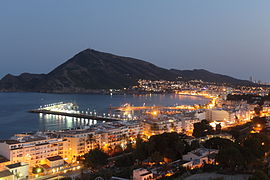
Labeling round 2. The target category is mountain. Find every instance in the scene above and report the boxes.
[0,49,255,93]
[0,73,46,92]
[170,69,254,86]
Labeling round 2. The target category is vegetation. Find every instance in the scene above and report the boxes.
[32,167,44,174]
[114,154,134,167]
[192,119,214,138]
[134,132,189,162]
[81,130,270,179]
[203,133,270,172]
[249,170,269,180]
[216,146,244,170]
[83,148,109,169]
[203,137,235,150]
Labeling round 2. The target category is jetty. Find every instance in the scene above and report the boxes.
[29,102,127,122]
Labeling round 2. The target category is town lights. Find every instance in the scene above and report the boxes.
[151,111,158,116]
[36,168,42,173]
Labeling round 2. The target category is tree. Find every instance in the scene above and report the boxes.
[249,170,269,180]
[251,116,267,131]
[83,148,109,169]
[216,146,244,170]
[243,134,270,159]
[190,140,200,150]
[216,123,222,134]
[88,169,112,180]
[124,140,133,153]
[192,120,214,138]
[150,151,163,163]
[147,132,187,161]
[204,137,235,150]
[254,106,263,116]
[113,145,124,156]
[134,136,148,161]
[32,167,44,174]
[115,154,134,167]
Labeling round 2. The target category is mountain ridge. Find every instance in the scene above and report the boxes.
[0,49,256,93]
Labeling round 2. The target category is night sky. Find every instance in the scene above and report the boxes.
[0,0,269,82]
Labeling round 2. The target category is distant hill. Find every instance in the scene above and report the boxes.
[0,49,255,93]
[170,69,254,86]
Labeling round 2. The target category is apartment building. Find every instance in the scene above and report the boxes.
[55,121,142,159]
[181,118,201,133]
[205,109,232,122]
[0,121,141,168]
[142,115,183,137]
[0,133,68,167]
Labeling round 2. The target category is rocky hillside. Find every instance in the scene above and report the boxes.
[0,49,255,93]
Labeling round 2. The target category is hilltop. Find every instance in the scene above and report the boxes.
[0,49,255,93]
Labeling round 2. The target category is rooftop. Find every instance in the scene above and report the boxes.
[47,155,63,162]
[0,170,13,178]
[6,162,27,169]
[0,155,9,163]
[0,140,20,145]
[141,172,152,176]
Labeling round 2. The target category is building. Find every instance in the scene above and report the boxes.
[0,121,138,173]
[181,117,200,133]
[6,162,29,180]
[0,133,68,167]
[142,115,183,137]
[205,109,232,122]
[40,156,66,175]
[0,155,10,169]
[133,168,154,180]
[182,148,218,169]
[0,169,14,180]
[55,121,142,159]
[46,156,64,169]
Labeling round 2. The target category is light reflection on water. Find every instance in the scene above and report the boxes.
[39,114,98,131]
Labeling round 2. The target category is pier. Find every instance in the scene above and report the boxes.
[29,102,130,122]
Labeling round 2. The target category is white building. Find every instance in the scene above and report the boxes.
[182,148,218,168]
[133,168,153,180]
[6,162,29,180]
[205,109,231,122]
[181,118,201,133]
[0,134,67,167]
[0,169,14,180]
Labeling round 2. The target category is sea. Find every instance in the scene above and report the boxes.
[0,92,209,139]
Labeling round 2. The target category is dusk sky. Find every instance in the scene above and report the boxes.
[0,1,270,82]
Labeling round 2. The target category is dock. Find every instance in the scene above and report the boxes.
[29,102,126,122]
[29,109,122,122]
